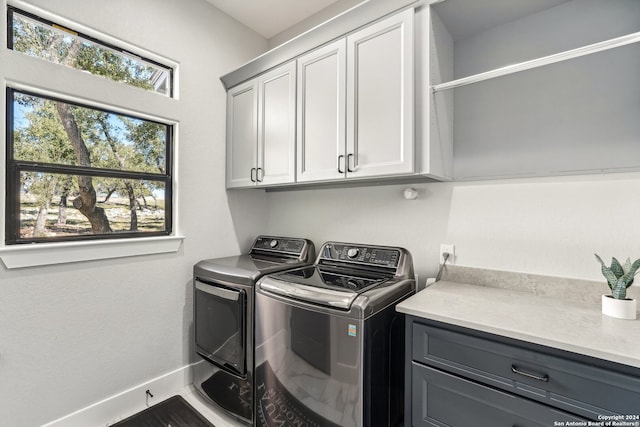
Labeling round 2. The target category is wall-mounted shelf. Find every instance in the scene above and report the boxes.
[432,31,640,93]
[427,0,640,181]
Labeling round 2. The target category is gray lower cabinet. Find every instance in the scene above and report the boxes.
[412,364,585,427]
[406,317,640,426]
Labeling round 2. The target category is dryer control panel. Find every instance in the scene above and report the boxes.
[251,236,306,255]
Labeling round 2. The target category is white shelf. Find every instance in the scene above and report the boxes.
[432,30,640,92]
[428,0,640,181]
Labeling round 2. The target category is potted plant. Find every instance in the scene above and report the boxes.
[595,254,640,320]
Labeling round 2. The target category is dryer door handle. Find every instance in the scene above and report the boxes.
[195,280,241,301]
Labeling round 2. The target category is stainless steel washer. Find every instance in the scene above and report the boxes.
[193,236,315,425]
[254,241,415,427]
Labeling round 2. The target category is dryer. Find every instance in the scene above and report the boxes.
[193,235,315,424]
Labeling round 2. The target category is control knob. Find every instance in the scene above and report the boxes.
[347,248,360,259]
[269,239,278,248]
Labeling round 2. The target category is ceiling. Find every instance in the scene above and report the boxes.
[204,0,345,39]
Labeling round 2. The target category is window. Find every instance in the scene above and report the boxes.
[2,6,179,264]
[8,7,172,96]
[6,89,172,244]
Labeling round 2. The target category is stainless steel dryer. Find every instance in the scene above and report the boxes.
[193,236,315,425]
[254,241,415,427]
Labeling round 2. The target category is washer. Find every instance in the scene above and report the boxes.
[193,235,315,425]
[254,241,415,427]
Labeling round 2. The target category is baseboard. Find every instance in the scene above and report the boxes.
[41,360,204,427]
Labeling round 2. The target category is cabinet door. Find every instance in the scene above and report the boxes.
[296,39,347,183]
[346,9,414,178]
[412,363,587,427]
[226,79,258,188]
[257,62,296,186]
[412,322,640,418]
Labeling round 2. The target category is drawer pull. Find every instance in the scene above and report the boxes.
[511,365,549,382]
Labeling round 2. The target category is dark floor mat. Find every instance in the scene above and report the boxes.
[109,395,215,427]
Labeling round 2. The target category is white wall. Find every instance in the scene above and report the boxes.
[0,1,268,426]
[268,0,363,48]
[265,172,640,285]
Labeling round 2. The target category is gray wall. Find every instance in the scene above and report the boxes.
[0,1,268,426]
[264,172,640,286]
[451,0,640,180]
[268,0,364,48]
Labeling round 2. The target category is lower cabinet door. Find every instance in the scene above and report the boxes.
[412,363,587,427]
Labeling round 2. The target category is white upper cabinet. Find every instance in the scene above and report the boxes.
[225,0,640,189]
[297,9,415,184]
[224,0,455,189]
[258,63,296,186]
[226,79,257,188]
[296,40,346,183]
[226,62,296,188]
[346,8,414,178]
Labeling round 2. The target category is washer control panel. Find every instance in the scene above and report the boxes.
[321,243,400,268]
[252,236,305,254]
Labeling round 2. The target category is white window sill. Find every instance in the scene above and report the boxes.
[0,235,185,269]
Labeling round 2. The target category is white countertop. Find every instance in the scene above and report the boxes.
[396,281,640,369]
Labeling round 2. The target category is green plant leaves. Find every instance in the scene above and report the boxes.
[595,254,640,299]
[612,279,628,300]
[621,258,640,289]
[629,258,640,277]
[610,257,625,278]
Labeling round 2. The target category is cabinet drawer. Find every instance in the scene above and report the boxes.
[412,363,586,427]
[412,323,640,419]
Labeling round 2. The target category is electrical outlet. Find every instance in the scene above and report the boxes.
[440,244,455,264]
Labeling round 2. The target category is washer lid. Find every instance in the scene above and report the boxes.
[259,277,359,310]
[259,265,393,310]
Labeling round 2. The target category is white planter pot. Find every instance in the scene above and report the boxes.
[602,294,637,320]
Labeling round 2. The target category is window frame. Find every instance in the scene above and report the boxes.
[5,87,174,245]
[1,4,183,268]
[7,6,174,97]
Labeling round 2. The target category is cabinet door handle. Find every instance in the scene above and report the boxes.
[250,168,256,182]
[338,155,345,173]
[511,365,549,382]
[347,153,355,172]
[256,167,263,182]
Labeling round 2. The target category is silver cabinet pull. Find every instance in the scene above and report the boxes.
[338,154,345,173]
[347,153,355,172]
[256,167,263,182]
[250,167,256,182]
[511,365,549,382]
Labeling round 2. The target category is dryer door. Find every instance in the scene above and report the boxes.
[194,279,246,377]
